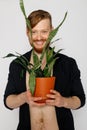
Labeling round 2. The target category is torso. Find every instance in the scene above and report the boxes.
[26,54,59,130]
[26,73,59,130]
[29,105,59,130]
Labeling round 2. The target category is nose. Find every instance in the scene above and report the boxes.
[36,32,43,40]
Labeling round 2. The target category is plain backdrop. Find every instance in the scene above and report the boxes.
[0,0,87,130]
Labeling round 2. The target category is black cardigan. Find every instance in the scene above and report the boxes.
[4,50,85,130]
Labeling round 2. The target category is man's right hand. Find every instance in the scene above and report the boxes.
[26,90,46,107]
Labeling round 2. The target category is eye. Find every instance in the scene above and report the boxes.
[42,30,49,34]
[32,31,36,34]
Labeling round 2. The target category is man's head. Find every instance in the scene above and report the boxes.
[27,9,52,30]
[26,10,53,54]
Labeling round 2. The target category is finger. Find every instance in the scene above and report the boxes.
[50,89,58,94]
[50,90,60,96]
[26,90,32,98]
[33,97,43,102]
[46,94,56,99]
[46,99,55,106]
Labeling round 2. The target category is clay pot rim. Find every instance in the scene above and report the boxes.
[36,76,56,79]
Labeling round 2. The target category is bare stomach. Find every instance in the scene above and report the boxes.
[29,105,59,130]
[26,71,59,130]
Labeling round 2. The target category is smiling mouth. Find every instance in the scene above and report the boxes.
[36,41,44,45]
[34,40,46,46]
[33,39,46,45]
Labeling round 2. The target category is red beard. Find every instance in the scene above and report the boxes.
[32,39,47,53]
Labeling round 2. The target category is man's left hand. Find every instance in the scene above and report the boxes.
[46,90,65,107]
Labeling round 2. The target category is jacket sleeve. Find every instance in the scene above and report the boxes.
[3,61,19,110]
[70,58,86,108]
[3,51,30,110]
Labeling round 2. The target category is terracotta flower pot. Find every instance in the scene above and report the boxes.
[34,76,56,103]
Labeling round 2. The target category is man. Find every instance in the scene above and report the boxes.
[4,9,85,130]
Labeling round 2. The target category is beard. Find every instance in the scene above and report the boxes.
[32,39,48,54]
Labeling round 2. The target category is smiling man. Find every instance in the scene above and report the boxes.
[4,9,86,130]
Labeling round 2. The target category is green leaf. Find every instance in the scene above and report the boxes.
[3,53,17,58]
[33,51,40,66]
[20,0,26,18]
[16,52,29,65]
[53,49,63,58]
[40,12,67,63]
[47,12,67,45]
[29,71,36,95]
[20,0,32,36]
[35,67,44,77]
[50,38,61,45]
[46,58,57,76]
[26,18,32,34]
[46,47,55,63]
[43,66,50,77]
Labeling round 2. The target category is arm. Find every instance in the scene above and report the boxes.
[6,90,46,109]
[46,90,81,109]
[46,58,85,109]
[4,60,45,110]
[63,95,81,109]
[6,92,27,109]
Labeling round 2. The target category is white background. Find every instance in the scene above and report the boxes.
[0,0,87,130]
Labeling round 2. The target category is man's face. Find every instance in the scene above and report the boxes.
[27,19,52,53]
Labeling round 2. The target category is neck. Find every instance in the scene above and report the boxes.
[31,49,46,70]
[33,50,42,59]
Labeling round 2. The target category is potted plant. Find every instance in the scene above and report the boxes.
[4,0,67,103]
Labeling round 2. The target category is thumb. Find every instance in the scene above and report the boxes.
[26,89,32,98]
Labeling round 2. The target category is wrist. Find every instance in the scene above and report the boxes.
[62,96,81,109]
[19,92,27,104]
[63,97,68,108]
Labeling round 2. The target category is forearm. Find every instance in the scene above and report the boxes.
[6,92,27,109]
[63,96,81,109]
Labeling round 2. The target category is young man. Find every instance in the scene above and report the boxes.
[4,10,85,130]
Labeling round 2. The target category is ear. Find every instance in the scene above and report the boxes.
[26,28,29,36]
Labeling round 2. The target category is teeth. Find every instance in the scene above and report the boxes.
[36,42,43,45]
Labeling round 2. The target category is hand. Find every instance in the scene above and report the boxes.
[46,90,65,107]
[26,90,46,107]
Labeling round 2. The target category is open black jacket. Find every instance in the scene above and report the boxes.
[4,50,85,130]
